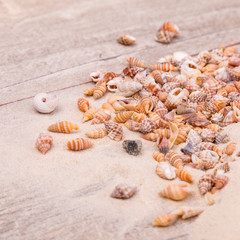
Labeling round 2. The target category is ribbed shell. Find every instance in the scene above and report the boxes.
[141,133,159,142]
[198,150,219,170]
[85,128,108,139]
[91,111,111,124]
[166,151,184,169]
[215,131,230,144]
[198,174,215,195]
[113,111,134,123]
[131,112,147,123]
[89,69,105,82]
[153,213,178,227]
[139,118,155,134]
[141,96,154,113]
[186,129,202,147]
[93,81,107,99]
[35,133,53,154]
[108,123,123,141]
[67,138,93,151]
[48,121,79,133]
[156,162,176,180]
[151,63,178,72]
[175,168,193,183]
[83,87,94,96]
[154,128,171,138]
[117,34,136,46]
[215,174,229,189]
[198,128,215,142]
[127,57,147,68]
[159,182,190,201]
[111,183,137,199]
[229,66,240,81]
[77,98,90,112]
[157,136,170,154]
[153,151,165,162]
[82,108,97,123]
[124,120,140,132]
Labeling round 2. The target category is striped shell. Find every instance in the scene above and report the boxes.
[85,128,108,139]
[175,128,188,144]
[154,128,171,138]
[83,87,94,96]
[189,91,207,103]
[156,162,176,180]
[122,66,141,78]
[198,128,215,142]
[82,108,97,123]
[155,30,173,44]
[198,150,219,170]
[215,174,229,189]
[153,213,178,227]
[124,120,140,132]
[151,63,178,72]
[127,57,147,68]
[175,168,193,183]
[93,81,107,99]
[215,131,230,144]
[141,133,159,142]
[225,142,237,155]
[113,111,134,123]
[139,118,155,134]
[198,174,215,195]
[33,93,58,114]
[48,121,79,133]
[111,183,137,199]
[91,110,111,124]
[77,98,90,112]
[153,151,165,162]
[117,34,136,46]
[159,182,190,201]
[35,133,53,154]
[214,162,230,175]
[164,88,188,110]
[108,123,123,141]
[67,138,93,151]
[186,129,202,147]
[141,96,154,113]
[166,151,184,169]
[160,21,180,35]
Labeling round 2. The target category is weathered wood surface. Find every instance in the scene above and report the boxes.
[1,0,240,240]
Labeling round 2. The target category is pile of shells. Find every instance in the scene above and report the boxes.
[35,44,240,227]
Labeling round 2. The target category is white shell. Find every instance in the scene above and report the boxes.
[33,93,58,113]
[186,129,202,148]
[173,51,189,62]
[156,162,176,180]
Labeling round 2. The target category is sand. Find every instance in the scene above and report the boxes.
[1,79,240,240]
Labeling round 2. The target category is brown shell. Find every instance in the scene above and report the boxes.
[108,123,123,141]
[157,136,170,155]
[198,174,215,195]
[111,183,137,199]
[117,34,136,46]
[35,133,53,154]
[83,87,94,96]
[91,110,111,124]
[225,142,237,155]
[198,128,215,142]
[139,118,155,134]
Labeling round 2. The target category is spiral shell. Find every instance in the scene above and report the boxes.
[198,174,215,195]
[127,57,147,68]
[225,142,237,155]
[198,150,219,170]
[215,131,230,144]
[151,63,178,72]
[215,174,229,190]
[214,162,230,174]
[113,111,134,123]
[139,118,155,134]
[175,128,188,144]
[141,96,155,113]
[91,110,111,124]
[48,121,79,133]
[85,128,108,139]
[157,136,170,154]
[229,66,240,81]
[117,34,136,46]
[153,151,165,162]
[93,81,107,99]
[124,120,140,132]
[159,182,190,201]
[186,129,202,147]
[33,93,58,113]
[206,123,223,132]
[77,98,90,112]
[122,66,142,78]
[198,128,215,142]
[154,128,171,138]
[102,102,115,112]
[156,162,176,180]
[83,87,94,96]
[166,151,184,169]
[67,138,93,151]
[35,133,53,154]
[89,69,105,82]
[141,133,159,142]
[164,88,188,110]
[111,183,137,199]
[153,213,178,227]
[108,123,123,141]
[175,168,193,183]
[189,91,207,103]
[181,142,195,155]
[82,108,97,123]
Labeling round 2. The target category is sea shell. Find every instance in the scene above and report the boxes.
[175,168,193,183]
[155,30,173,44]
[154,128,171,138]
[91,110,111,124]
[189,91,207,104]
[229,66,240,81]
[113,111,134,123]
[166,151,184,169]
[141,133,159,142]
[67,138,93,151]
[157,91,168,102]
[198,174,215,195]
[124,120,140,132]
[127,57,147,68]
[206,123,223,132]
[101,102,115,112]
[214,174,229,190]
[146,83,161,95]
[103,72,121,83]
[139,118,155,134]
[181,142,195,155]
[150,70,164,84]
[122,140,142,156]
[153,151,165,162]
[112,101,126,111]
[111,183,137,199]
[198,128,215,142]
[233,105,240,122]
[83,87,94,96]
[153,213,178,227]
[169,121,179,148]
[214,162,230,175]
[93,81,107,99]
[154,102,168,118]
[162,82,181,93]
[188,117,210,127]
[89,69,105,82]
[150,63,178,72]
[176,105,195,115]
[77,98,90,112]
[155,22,179,44]
[33,93,58,113]
[175,127,188,145]
[159,182,190,201]
[122,66,142,78]
[82,108,97,123]
[176,206,204,219]
[198,150,219,170]
[148,112,161,124]
[164,88,188,110]
[141,96,155,113]
[85,128,108,139]
[35,133,53,154]
[157,136,170,154]
[156,162,176,180]
[222,110,235,126]
[211,112,224,123]
[108,123,123,141]
[186,129,202,147]
[117,34,136,45]
[107,95,126,104]
[48,121,79,133]
[225,142,237,155]
[215,131,230,144]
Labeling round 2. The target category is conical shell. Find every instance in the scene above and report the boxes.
[77,98,90,112]
[127,57,147,68]
[156,162,176,180]
[159,182,190,201]
[82,108,97,123]
[157,136,170,154]
[67,138,93,151]
[48,121,79,133]
[132,112,147,123]
[186,129,202,147]
[181,142,195,155]
[111,183,137,199]
[83,87,94,96]
[198,174,215,195]
[215,131,230,144]
[166,151,184,169]
[113,111,134,123]
[198,128,215,143]
[124,120,140,132]
[101,102,115,112]
[85,128,108,139]
[154,128,171,138]
[153,151,165,162]
[35,133,53,154]
[141,133,159,142]
[153,213,178,227]
[141,96,154,113]
[93,81,107,99]
[225,142,237,155]
[160,21,180,35]
[33,93,58,114]
[214,174,229,189]
[108,123,123,141]
[229,66,240,81]
[91,110,111,124]
[175,168,193,183]
[176,206,204,219]
[139,118,155,134]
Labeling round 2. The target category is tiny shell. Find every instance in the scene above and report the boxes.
[67,138,93,151]
[33,93,58,113]
[83,87,94,96]
[141,132,159,142]
[154,128,171,138]
[198,174,215,195]
[214,162,230,175]
[153,213,178,227]
[48,121,79,133]
[127,57,147,68]
[153,151,165,162]
[215,174,229,190]
[108,123,123,141]
[113,111,134,123]
[166,151,184,169]
[141,96,155,113]
[175,168,193,183]
[139,118,155,134]
[198,150,219,170]
[186,129,202,147]
[181,142,194,155]
[159,182,190,201]
[176,206,204,219]
[156,162,176,180]
[93,81,107,99]
[77,98,90,112]
[89,69,105,82]
[157,136,170,154]
[122,140,142,156]
[198,128,215,143]
[225,142,237,155]
[35,133,53,154]
[111,183,137,199]
[117,34,136,46]
[85,128,108,139]
[91,110,111,124]
[82,108,97,123]
[124,120,140,132]
[215,131,230,144]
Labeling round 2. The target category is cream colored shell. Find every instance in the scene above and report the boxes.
[33,93,58,113]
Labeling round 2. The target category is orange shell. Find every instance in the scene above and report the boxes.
[35,133,53,154]
[102,102,115,112]
[91,111,111,124]
[85,128,108,139]
[48,121,79,133]
[154,128,170,138]
[77,98,90,112]
[82,108,97,123]
[225,142,237,155]
[134,104,146,114]
[117,34,136,46]
[153,151,165,162]
[153,213,178,227]
[141,133,159,142]
[215,175,229,189]
[160,21,180,34]
[127,57,146,68]
[150,70,164,84]
[157,136,170,154]
[83,87,94,96]
[175,168,193,183]
[93,82,107,99]
[198,174,215,195]
[157,91,168,102]
[113,111,134,123]
[108,123,123,141]
[67,138,93,151]
[166,151,184,169]
[131,112,147,122]
[141,96,154,113]
[174,128,188,144]
[124,120,140,132]
[150,63,178,72]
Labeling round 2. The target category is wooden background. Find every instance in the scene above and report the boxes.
[0,0,240,239]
